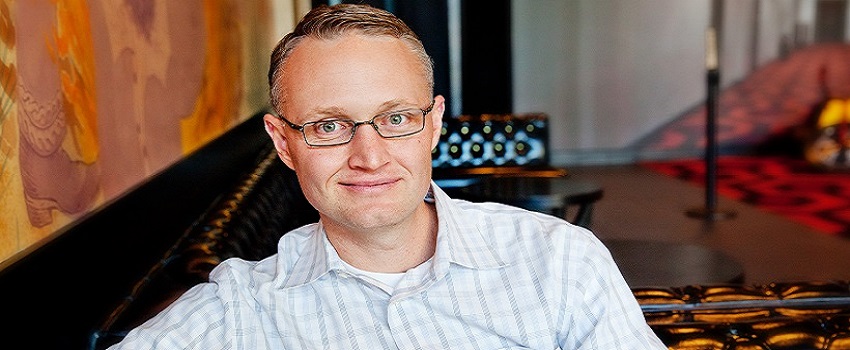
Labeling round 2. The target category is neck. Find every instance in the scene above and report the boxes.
[325,203,438,273]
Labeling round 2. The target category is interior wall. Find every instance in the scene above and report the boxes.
[757,0,798,65]
[512,0,822,165]
[513,0,710,164]
[798,0,817,44]
[511,0,581,160]
[721,0,757,87]
[815,0,849,42]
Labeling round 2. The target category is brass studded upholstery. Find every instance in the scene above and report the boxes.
[636,282,850,349]
[90,147,318,349]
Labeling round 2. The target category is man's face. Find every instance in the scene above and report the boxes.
[264,34,444,235]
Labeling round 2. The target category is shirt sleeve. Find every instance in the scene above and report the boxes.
[108,282,231,350]
[558,229,667,349]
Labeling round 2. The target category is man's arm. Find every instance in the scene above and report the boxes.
[108,283,231,350]
[558,231,666,349]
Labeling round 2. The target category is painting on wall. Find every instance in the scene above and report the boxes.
[0,0,278,267]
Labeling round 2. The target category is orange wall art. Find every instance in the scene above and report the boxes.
[0,0,281,267]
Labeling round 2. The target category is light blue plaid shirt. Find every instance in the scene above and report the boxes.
[112,183,664,349]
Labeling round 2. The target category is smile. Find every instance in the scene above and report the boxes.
[340,178,401,191]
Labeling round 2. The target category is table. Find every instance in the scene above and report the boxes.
[605,239,745,287]
[443,175,745,287]
[459,176,604,228]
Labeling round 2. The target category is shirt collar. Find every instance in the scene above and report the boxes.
[430,182,512,271]
[281,181,511,289]
[279,221,339,289]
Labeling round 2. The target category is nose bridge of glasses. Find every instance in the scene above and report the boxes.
[353,116,383,134]
[347,118,382,141]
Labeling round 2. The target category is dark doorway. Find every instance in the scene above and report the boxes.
[815,0,847,43]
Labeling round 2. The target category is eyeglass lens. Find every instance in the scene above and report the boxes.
[303,108,427,146]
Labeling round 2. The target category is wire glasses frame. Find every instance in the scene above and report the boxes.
[276,100,435,147]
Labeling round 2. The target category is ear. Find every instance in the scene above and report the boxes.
[263,113,296,170]
[429,95,446,151]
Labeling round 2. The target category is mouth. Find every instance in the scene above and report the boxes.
[339,177,401,192]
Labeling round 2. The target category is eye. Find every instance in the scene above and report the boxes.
[312,120,348,136]
[389,113,407,125]
[381,110,418,128]
[320,122,338,133]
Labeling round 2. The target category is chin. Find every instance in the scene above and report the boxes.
[339,206,410,231]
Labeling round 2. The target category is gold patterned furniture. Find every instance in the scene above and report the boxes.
[636,281,850,349]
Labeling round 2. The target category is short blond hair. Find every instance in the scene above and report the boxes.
[267,4,434,115]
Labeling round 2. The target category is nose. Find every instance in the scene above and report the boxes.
[347,123,391,170]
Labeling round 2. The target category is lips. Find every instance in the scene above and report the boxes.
[339,177,401,190]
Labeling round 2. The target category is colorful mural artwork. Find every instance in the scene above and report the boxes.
[0,0,18,261]
[0,0,276,267]
[181,0,244,154]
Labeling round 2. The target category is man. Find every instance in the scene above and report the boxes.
[112,4,665,349]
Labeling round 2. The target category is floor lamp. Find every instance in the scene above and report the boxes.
[687,27,736,221]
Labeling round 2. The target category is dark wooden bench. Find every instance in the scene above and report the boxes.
[89,148,318,350]
[0,114,287,350]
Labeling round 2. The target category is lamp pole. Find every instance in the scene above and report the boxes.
[687,27,735,221]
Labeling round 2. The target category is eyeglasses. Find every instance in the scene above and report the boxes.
[276,100,435,147]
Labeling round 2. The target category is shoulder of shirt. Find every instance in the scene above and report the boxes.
[433,183,581,237]
[431,182,605,263]
[208,222,321,286]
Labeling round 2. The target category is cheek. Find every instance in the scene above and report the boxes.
[290,155,335,207]
[400,139,436,171]
[289,149,334,182]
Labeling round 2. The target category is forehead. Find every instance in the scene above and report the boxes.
[277,34,430,115]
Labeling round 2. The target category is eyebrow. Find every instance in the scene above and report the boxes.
[305,107,347,120]
[376,99,418,111]
[304,99,421,120]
